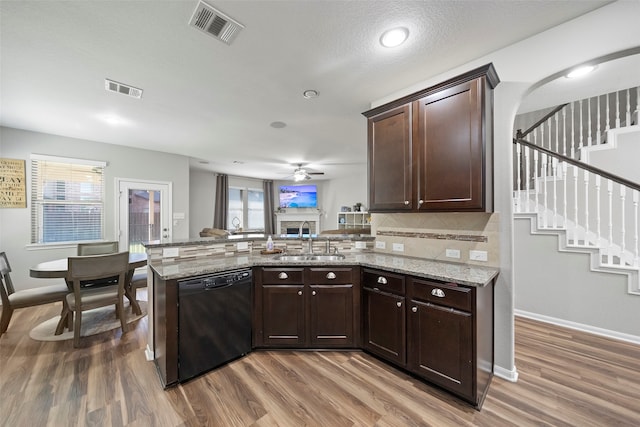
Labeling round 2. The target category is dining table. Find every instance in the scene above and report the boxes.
[30,252,148,334]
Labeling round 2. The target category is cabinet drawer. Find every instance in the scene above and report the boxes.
[410,279,472,312]
[362,269,405,295]
[261,267,304,284]
[308,267,353,284]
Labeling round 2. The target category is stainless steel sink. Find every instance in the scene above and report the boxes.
[272,253,346,262]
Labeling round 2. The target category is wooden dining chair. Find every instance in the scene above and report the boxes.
[77,241,119,256]
[0,252,71,337]
[66,251,130,347]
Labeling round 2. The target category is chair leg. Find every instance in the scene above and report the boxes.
[117,302,127,334]
[73,310,82,348]
[55,300,73,335]
[0,306,14,335]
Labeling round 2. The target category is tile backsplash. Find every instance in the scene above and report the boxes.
[371,212,500,267]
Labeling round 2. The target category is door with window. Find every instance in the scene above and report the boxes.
[117,179,171,253]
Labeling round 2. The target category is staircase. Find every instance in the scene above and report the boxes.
[514,87,640,296]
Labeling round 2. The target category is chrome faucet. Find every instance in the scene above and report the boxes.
[299,221,310,238]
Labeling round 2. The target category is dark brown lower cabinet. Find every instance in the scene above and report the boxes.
[254,266,360,349]
[408,299,473,399]
[363,288,406,366]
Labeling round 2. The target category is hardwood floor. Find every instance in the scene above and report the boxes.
[1,295,639,426]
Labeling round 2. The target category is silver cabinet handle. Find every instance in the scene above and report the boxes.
[326,272,336,280]
[411,306,418,313]
[396,301,402,308]
[404,200,410,205]
[431,288,445,298]
[377,276,388,285]
[418,199,424,205]
[278,272,288,280]
[312,290,317,296]
[297,290,303,296]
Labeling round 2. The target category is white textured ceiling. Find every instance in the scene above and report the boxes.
[0,0,611,180]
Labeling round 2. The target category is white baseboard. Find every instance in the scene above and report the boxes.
[493,364,519,382]
[145,344,154,361]
[515,309,640,345]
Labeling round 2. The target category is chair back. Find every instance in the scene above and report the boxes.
[0,252,15,305]
[67,252,130,298]
[77,241,119,256]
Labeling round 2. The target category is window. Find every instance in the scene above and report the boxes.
[31,154,106,244]
[227,187,264,231]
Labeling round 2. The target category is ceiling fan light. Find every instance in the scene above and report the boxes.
[293,169,307,181]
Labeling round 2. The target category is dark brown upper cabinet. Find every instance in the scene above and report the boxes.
[363,64,499,212]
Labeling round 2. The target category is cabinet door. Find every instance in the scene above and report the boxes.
[261,284,305,347]
[368,104,413,211]
[363,288,406,366]
[415,78,485,211]
[309,284,355,347]
[408,300,473,400]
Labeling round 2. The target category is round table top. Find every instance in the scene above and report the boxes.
[30,252,147,279]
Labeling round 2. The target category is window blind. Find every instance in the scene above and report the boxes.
[30,154,106,244]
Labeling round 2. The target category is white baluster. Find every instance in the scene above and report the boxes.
[534,150,539,214]
[605,93,611,132]
[542,153,548,227]
[633,190,639,267]
[554,112,559,154]
[635,86,640,126]
[625,88,631,127]
[516,143,522,213]
[596,95,601,145]
[562,163,568,228]
[584,170,590,245]
[562,106,567,156]
[587,97,592,147]
[552,158,558,228]
[607,180,614,264]
[571,101,576,159]
[579,99,584,151]
[595,175,602,247]
[615,91,620,128]
[573,166,579,244]
[525,146,531,211]
[620,186,626,266]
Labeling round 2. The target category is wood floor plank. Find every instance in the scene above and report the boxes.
[2,297,639,426]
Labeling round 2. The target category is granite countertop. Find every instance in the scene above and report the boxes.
[143,233,374,248]
[150,252,499,287]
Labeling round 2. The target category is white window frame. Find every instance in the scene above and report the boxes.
[30,154,106,246]
[228,185,265,231]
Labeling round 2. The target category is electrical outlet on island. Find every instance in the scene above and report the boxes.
[392,243,404,252]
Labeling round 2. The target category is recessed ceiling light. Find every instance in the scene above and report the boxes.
[380,27,409,48]
[566,65,596,79]
[270,121,287,128]
[303,89,319,99]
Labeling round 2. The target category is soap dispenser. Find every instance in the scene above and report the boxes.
[266,236,274,251]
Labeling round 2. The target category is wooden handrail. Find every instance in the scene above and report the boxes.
[513,137,640,192]
[516,103,568,140]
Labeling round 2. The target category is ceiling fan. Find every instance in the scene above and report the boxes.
[292,164,324,181]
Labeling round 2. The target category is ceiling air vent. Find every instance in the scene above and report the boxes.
[189,1,244,45]
[104,79,143,99]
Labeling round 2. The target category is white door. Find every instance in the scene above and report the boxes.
[117,179,172,253]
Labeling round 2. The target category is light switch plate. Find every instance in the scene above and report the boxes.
[445,249,461,259]
[375,241,386,249]
[392,243,404,252]
[469,250,488,261]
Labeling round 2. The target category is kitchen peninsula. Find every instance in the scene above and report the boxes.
[147,234,498,409]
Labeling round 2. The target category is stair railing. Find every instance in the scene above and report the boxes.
[513,87,640,270]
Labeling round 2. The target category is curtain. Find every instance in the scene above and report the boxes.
[263,180,275,235]
[213,174,228,229]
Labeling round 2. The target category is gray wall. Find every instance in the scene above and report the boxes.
[0,126,190,288]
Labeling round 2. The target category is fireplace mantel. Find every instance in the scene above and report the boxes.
[275,211,321,234]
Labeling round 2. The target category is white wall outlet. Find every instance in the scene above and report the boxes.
[392,243,404,252]
[375,241,386,249]
[237,241,248,250]
[469,250,488,262]
[162,247,179,258]
[445,249,461,259]
[355,241,367,249]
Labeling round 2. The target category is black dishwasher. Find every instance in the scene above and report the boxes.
[178,268,252,382]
